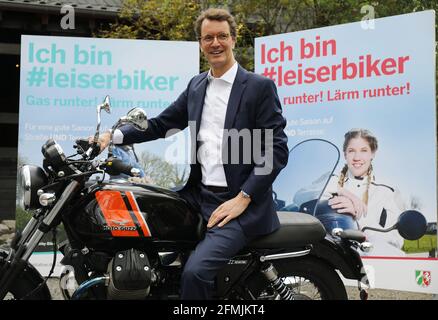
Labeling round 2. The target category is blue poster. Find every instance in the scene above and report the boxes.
[20,35,198,167]
[18,35,198,270]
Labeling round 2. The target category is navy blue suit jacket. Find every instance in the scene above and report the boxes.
[119,65,288,236]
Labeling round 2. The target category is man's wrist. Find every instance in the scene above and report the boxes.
[239,190,251,202]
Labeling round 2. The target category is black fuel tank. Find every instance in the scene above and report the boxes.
[73,182,203,242]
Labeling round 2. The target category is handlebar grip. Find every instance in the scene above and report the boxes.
[339,229,367,243]
[105,157,140,177]
[106,157,137,176]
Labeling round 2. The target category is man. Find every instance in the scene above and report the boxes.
[99,8,288,299]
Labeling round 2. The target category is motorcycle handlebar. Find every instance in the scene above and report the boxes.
[105,157,140,177]
[74,138,101,159]
[333,228,367,243]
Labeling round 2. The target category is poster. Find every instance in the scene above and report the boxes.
[18,35,199,274]
[255,11,437,293]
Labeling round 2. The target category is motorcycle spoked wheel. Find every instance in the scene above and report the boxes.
[258,256,348,300]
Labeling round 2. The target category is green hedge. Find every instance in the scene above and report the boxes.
[403,235,437,254]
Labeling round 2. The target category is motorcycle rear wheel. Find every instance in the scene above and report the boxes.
[259,256,348,300]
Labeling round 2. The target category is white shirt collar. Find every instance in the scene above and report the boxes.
[207,62,238,84]
[347,171,374,183]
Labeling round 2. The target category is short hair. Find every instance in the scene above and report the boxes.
[194,8,237,39]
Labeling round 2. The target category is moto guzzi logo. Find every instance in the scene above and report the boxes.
[103,225,138,231]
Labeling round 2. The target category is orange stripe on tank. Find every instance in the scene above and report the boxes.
[126,191,152,237]
[95,190,139,237]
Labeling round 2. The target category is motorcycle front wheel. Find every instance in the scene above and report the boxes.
[257,256,348,300]
[1,276,51,300]
[0,260,51,300]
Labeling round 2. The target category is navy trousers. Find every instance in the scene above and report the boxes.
[178,184,252,300]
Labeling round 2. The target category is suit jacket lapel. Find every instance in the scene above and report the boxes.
[224,65,248,130]
[192,75,208,135]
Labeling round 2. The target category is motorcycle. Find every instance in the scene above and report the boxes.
[0,96,427,300]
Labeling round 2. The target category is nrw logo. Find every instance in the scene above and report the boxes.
[415,270,431,287]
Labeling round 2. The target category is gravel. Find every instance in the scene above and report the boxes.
[345,286,433,300]
[45,278,434,300]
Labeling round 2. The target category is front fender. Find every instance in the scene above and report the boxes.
[310,236,366,281]
[0,249,51,299]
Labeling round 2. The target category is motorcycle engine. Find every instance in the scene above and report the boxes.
[107,248,152,300]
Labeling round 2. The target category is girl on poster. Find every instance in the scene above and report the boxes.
[323,128,406,256]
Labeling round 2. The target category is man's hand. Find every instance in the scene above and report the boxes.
[88,131,111,153]
[207,192,251,228]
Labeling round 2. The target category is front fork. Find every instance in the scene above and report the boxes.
[0,181,80,299]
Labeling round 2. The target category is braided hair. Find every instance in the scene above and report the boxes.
[338,129,378,205]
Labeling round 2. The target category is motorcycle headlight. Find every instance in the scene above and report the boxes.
[17,165,48,210]
[41,139,66,170]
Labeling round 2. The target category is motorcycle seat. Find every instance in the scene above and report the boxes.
[248,212,326,249]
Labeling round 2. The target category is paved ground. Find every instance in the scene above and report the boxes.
[345,286,433,300]
[45,278,433,300]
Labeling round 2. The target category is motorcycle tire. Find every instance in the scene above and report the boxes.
[261,256,348,300]
[0,261,51,300]
[1,277,51,300]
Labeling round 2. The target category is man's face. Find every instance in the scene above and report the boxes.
[199,19,236,75]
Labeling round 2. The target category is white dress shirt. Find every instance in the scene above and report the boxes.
[198,62,238,187]
[113,62,239,187]
[112,129,124,145]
